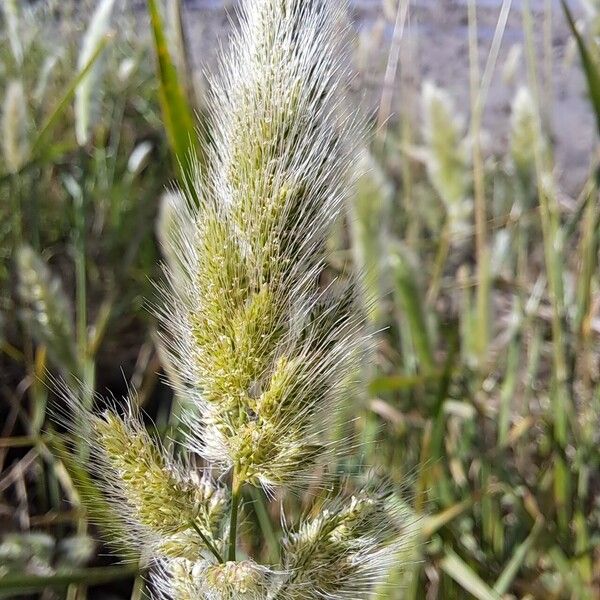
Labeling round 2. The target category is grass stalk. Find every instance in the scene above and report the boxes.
[427,221,451,306]
[0,566,139,598]
[228,473,242,562]
[543,0,554,129]
[73,163,87,364]
[467,0,490,363]
[249,487,279,564]
[376,0,409,149]
[498,335,519,446]
[190,520,224,563]
[522,0,569,445]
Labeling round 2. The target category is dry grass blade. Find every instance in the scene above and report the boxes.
[440,549,501,600]
[74,0,116,146]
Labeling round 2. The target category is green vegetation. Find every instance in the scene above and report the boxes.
[0,0,599,598]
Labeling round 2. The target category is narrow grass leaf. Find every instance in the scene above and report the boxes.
[369,372,441,394]
[391,246,435,372]
[493,518,543,595]
[421,497,473,538]
[561,0,600,136]
[0,565,139,598]
[440,549,501,600]
[146,0,199,191]
[74,0,116,146]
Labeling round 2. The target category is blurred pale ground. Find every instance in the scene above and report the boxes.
[181,0,594,195]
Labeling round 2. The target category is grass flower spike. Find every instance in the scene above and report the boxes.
[277,491,414,599]
[509,85,543,180]
[153,559,271,600]
[162,0,365,492]
[84,407,227,562]
[17,246,79,374]
[2,80,30,174]
[421,81,472,241]
[62,0,415,597]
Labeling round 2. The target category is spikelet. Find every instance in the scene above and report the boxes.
[350,151,393,327]
[501,43,522,85]
[160,0,366,491]
[421,81,472,240]
[78,405,228,561]
[74,0,116,146]
[276,490,414,599]
[2,80,30,174]
[127,140,154,178]
[153,558,272,600]
[1,0,23,66]
[33,54,61,104]
[509,85,543,180]
[16,246,78,374]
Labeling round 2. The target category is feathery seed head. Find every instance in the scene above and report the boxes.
[421,81,472,239]
[161,0,366,491]
[279,490,412,599]
[16,246,78,374]
[501,43,522,84]
[59,2,416,597]
[509,85,543,179]
[2,80,30,174]
[155,558,271,600]
[92,410,227,560]
[74,0,116,146]
[204,561,269,598]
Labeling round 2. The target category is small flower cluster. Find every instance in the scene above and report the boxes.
[90,410,227,561]
[154,559,270,600]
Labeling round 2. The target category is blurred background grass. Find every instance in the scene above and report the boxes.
[0,0,599,598]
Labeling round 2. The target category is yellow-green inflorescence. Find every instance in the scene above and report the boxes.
[421,81,472,241]
[277,492,412,599]
[163,0,365,492]
[68,0,417,597]
[154,558,270,600]
[93,412,227,561]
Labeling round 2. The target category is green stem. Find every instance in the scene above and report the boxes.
[426,220,451,307]
[523,0,569,444]
[0,566,139,597]
[10,173,22,246]
[249,486,279,564]
[190,521,224,563]
[467,0,488,362]
[74,171,87,364]
[228,473,242,562]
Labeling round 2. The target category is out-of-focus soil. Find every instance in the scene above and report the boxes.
[182,0,595,194]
